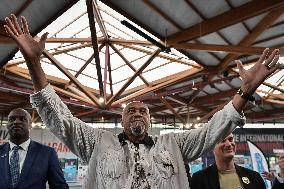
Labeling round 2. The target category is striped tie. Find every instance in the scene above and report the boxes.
[10,146,21,188]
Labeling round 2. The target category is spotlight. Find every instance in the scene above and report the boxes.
[99,97,104,103]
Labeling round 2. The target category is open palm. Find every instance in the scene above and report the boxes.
[4,14,47,62]
[236,48,280,94]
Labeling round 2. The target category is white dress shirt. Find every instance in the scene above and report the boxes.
[9,138,31,174]
[275,174,284,183]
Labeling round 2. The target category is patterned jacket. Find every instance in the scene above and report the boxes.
[30,84,245,189]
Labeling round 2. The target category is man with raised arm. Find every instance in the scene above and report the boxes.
[4,14,281,189]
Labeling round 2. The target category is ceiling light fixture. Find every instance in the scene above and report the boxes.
[99,97,104,103]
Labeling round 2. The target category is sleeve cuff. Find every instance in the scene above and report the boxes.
[30,84,55,108]
[225,101,246,128]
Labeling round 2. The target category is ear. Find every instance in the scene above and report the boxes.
[29,123,32,130]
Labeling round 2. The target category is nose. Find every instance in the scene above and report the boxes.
[224,139,231,146]
[134,112,142,117]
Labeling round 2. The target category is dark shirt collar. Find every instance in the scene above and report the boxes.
[118,132,154,148]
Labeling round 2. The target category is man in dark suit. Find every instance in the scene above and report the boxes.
[0,108,68,189]
[190,134,266,189]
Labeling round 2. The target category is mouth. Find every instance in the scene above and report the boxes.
[129,120,146,136]
[11,126,23,132]
[224,149,234,153]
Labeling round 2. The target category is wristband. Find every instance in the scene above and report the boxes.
[237,88,255,102]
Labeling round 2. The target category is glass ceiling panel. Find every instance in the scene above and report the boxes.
[143,63,190,81]
[77,74,99,89]
[82,63,98,79]
[9,0,199,95]
[9,0,282,100]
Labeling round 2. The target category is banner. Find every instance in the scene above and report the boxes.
[234,128,284,156]
[247,140,271,189]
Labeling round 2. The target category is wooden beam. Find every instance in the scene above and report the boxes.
[66,43,105,88]
[109,43,150,86]
[43,50,100,106]
[166,95,187,106]
[120,44,201,68]
[107,49,161,106]
[191,89,238,106]
[143,0,182,30]
[121,68,204,96]
[156,74,239,97]
[167,0,284,44]
[0,91,28,102]
[110,38,153,46]
[172,43,284,55]
[5,65,101,94]
[263,82,284,93]
[112,67,203,106]
[92,1,108,39]
[159,97,186,124]
[45,37,103,43]
[257,89,284,100]
[195,102,227,124]
[185,0,233,45]
[245,107,284,122]
[5,66,95,105]
[86,0,104,97]
[6,42,93,67]
[264,99,284,105]
[218,8,284,71]
[103,44,110,103]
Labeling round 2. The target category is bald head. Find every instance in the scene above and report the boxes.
[8,108,32,124]
[7,108,32,144]
[121,101,150,142]
[122,101,149,116]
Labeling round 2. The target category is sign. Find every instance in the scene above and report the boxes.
[233,128,284,156]
[0,126,76,158]
[247,140,271,189]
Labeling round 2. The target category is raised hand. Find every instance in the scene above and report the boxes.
[4,14,48,92]
[4,14,48,64]
[236,48,280,94]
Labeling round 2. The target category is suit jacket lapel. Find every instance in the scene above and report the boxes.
[17,140,38,186]
[209,164,221,189]
[235,164,252,189]
[0,143,11,187]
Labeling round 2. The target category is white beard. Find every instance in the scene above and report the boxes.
[129,120,146,136]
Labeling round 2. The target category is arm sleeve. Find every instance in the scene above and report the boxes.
[30,84,105,163]
[47,148,68,189]
[173,101,245,162]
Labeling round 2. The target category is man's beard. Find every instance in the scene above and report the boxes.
[129,120,146,136]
